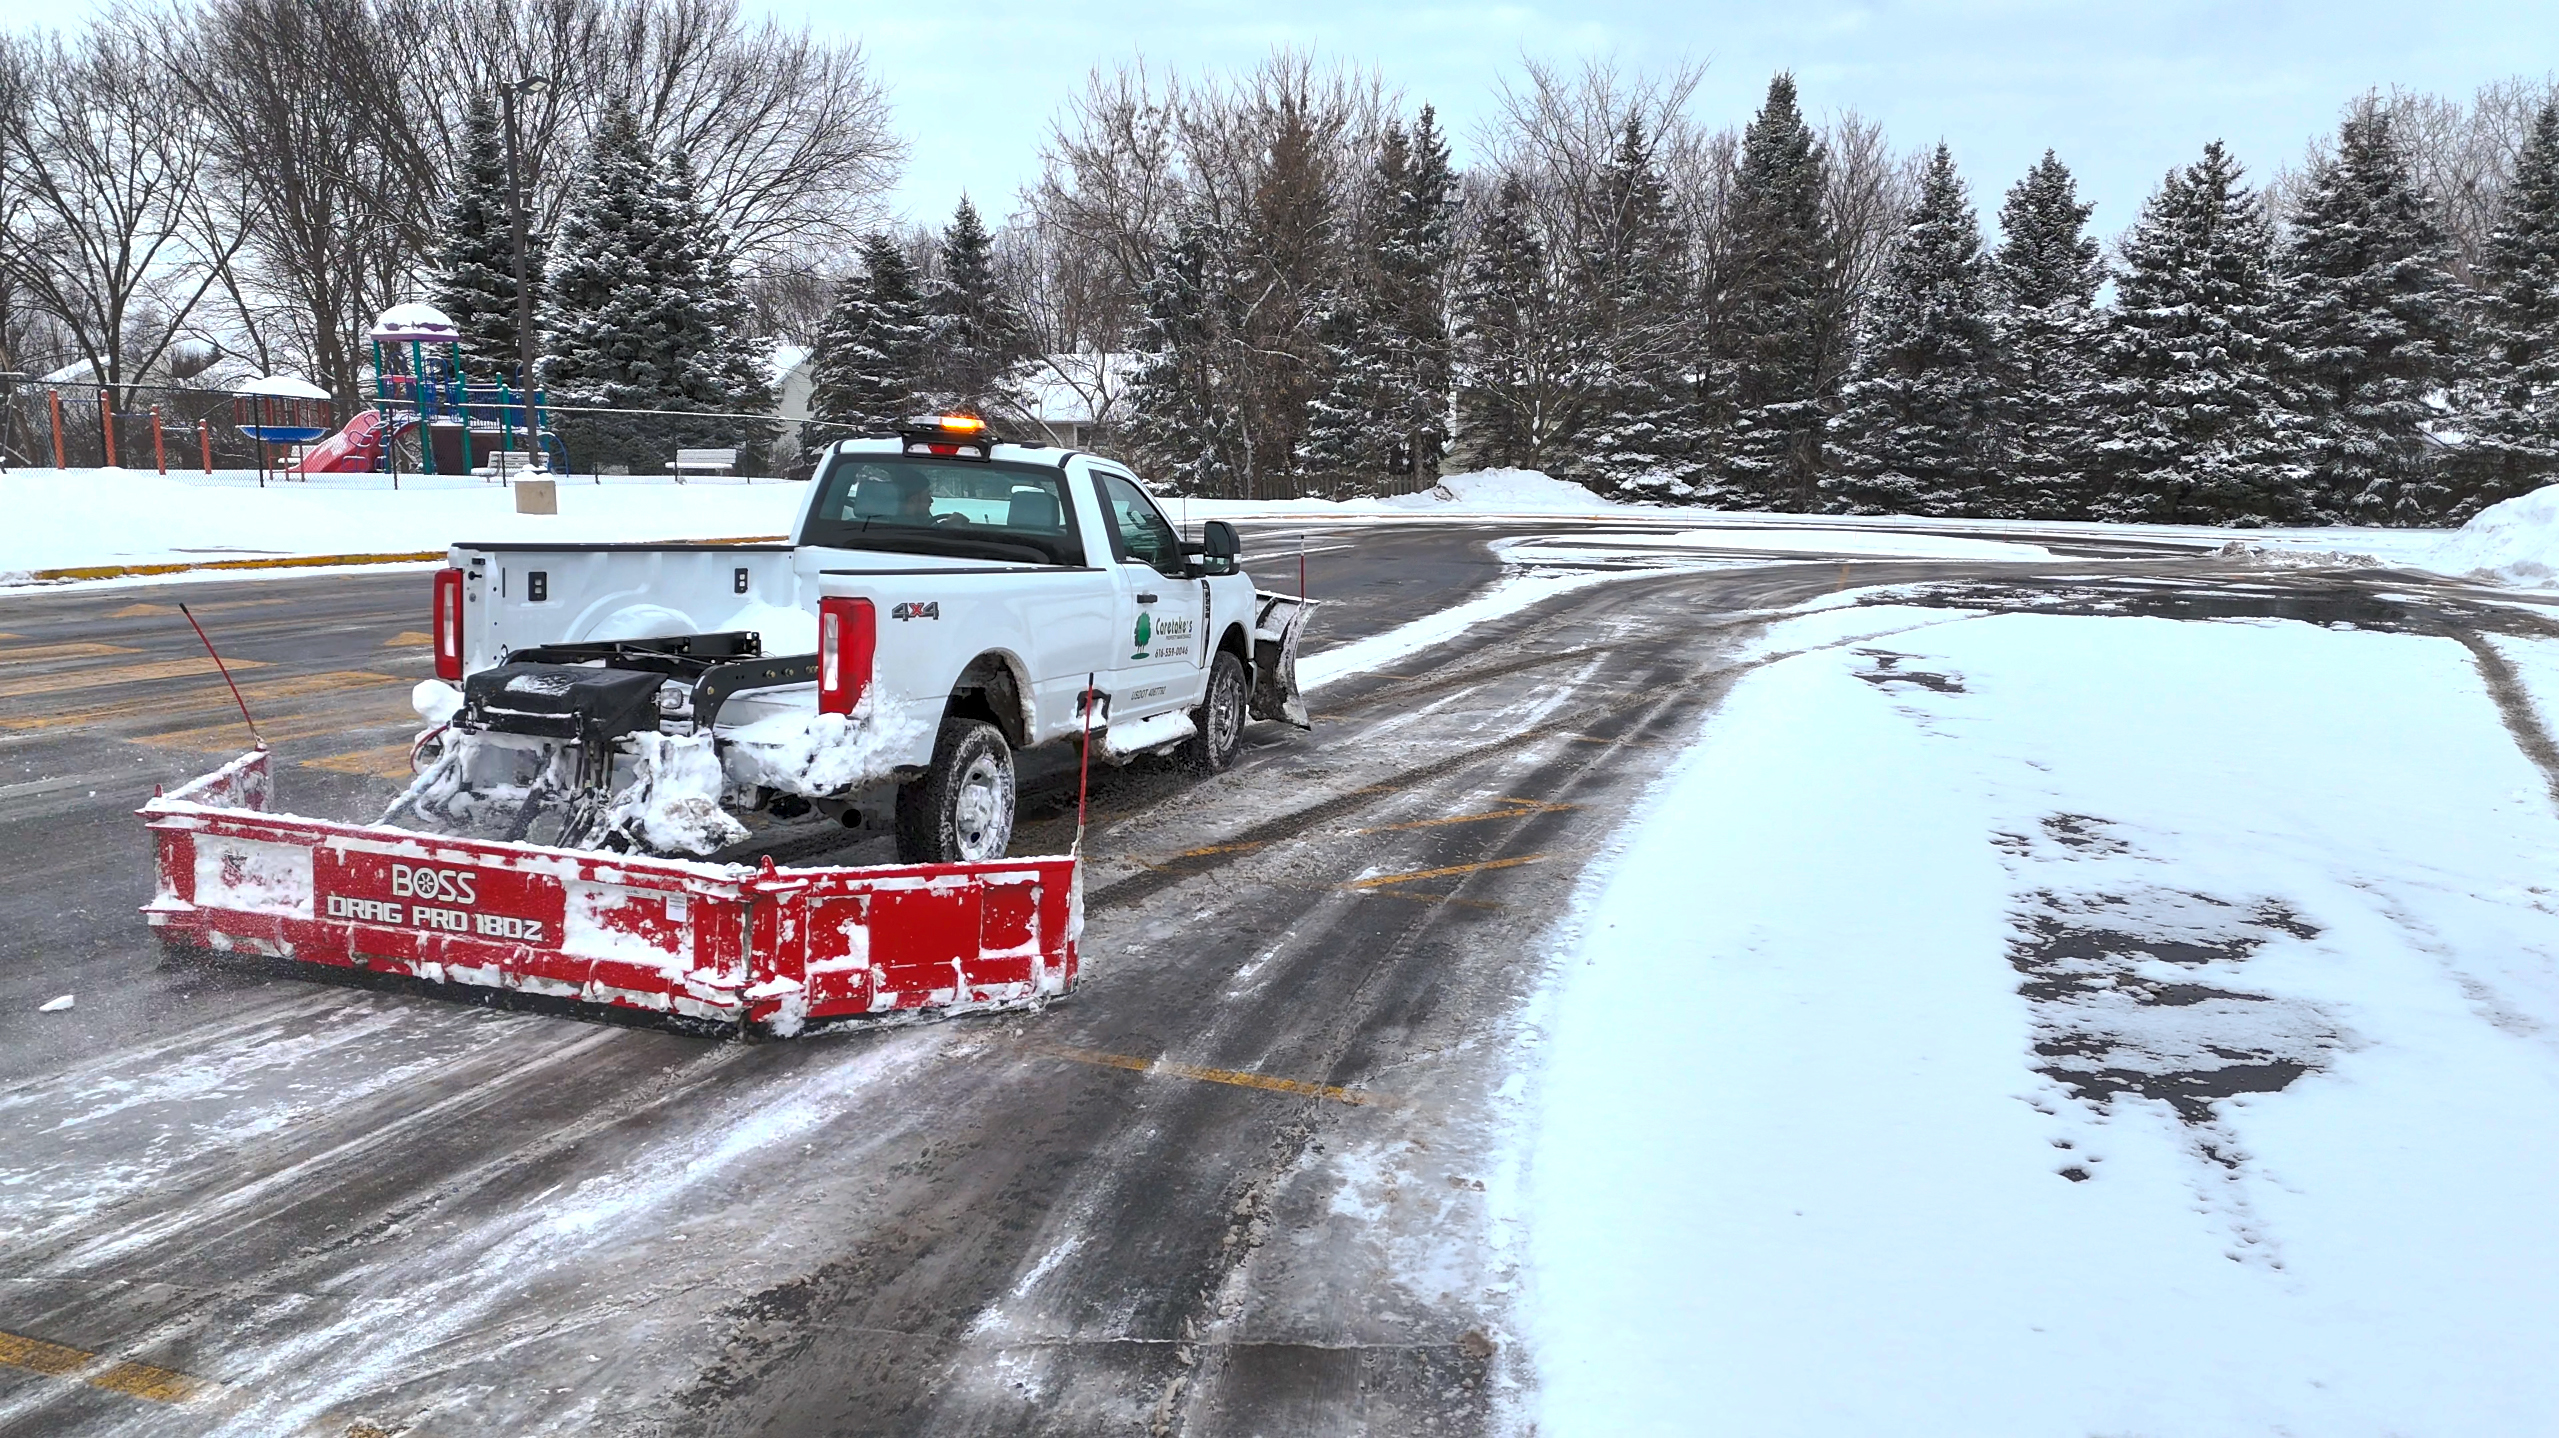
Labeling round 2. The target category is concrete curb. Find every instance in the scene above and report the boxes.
[25,551,447,583]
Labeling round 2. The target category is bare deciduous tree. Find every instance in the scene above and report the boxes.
[1025,63,1190,352]
[1817,111,1925,399]
[179,0,427,404]
[2273,77,2559,280]
[397,0,900,270]
[0,18,234,394]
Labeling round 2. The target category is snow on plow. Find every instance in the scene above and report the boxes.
[140,749,1080,1035]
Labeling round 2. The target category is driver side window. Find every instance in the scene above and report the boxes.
[1096,472,1185,576]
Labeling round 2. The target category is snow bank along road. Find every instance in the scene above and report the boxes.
[0,514,2529,1435]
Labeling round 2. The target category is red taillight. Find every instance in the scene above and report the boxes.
[818,597,874,715]
[432,567,463,681]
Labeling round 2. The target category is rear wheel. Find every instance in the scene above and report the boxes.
[895,718,1016,863]
[1182,650,1248,772]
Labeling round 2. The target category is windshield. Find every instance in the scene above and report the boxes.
[800,457,1085,567]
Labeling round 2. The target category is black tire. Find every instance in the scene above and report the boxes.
[894,718,1016,863]
[1181,650,1248,773]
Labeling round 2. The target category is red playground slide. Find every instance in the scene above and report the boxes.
[291,409,402,473]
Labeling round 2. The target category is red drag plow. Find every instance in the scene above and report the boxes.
[141,749,1081,1036]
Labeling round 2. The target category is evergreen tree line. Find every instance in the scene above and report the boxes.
[1463,78,2559,523]
[1825,101,2559,524]
[453,96,780,469]
[984,60,2559,523]
[801,199,1038,435]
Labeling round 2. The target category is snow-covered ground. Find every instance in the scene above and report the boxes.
[0,467,805,581]
[19,462,2559,592]
[1519,599,2559,1435]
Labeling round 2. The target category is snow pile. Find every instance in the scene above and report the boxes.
[1381,468,1621,514]
[604,732,748,856]
[2418,481,2559,587]
[2214,538,2382,570]
[1522,606,2559,1433]
[719,703,927,797]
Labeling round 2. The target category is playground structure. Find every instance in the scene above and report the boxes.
[234,374,333,483]
[289,302,562,477]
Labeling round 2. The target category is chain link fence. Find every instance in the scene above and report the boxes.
[0,377,830,482]
[0,379,1447,497]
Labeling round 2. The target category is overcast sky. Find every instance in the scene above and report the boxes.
[783,0,2551,241]
[0,0,2547,243]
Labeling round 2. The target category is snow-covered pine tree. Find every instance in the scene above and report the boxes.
[2280,106,2464,523]
[2093,142,2306,525]
[807,232,928,434]
[1712,73,1834,510]
[1452,172,1564,471]
[660,150,774,456]
[1298,109,1460,495]
[1985,150,2105,518]
[2459,99,2559,513]
[1125,216,1249,496]
[1296,122,1409,493]
[541,99,688,467]
[1381,106,1459,488]
[1570,115,1700,502]
[429,95,540,381]
[1824,144,1997,516]
[920,197,1032,417]
[1295,281,1392,492]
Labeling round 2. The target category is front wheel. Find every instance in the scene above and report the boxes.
[1181,650,1248,772]
[895,718,1016,863]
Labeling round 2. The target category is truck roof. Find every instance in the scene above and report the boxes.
[827,437,1076,469]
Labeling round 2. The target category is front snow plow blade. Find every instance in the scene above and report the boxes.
[1251,590,1314,729]
[141,750,1080,1036]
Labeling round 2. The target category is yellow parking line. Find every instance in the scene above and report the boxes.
[1025,1042,1375,1105]
[0,1327,216,1404]
[107,599,291,619]
[137,707,411,752]
[0,670,402,732]
[383,631,434,647]
[0,655,271,702]
[302,742,418,779]
[1346,853,1550,890]
[0,642,141,664]
[29,551,443,583]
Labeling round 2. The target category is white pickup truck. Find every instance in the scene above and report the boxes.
[405,421,1309,864]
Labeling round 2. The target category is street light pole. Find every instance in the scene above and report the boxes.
[502,77,550,464]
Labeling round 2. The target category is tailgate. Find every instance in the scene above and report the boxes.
[452,543,803,672]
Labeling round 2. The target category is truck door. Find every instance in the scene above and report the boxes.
[1091,468,1206,719]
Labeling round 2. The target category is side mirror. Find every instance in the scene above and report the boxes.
[1201,520,1239,568]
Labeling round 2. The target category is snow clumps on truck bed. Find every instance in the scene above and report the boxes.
[721,704,929,799]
